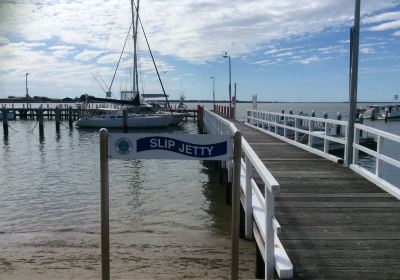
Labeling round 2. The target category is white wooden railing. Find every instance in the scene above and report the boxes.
[246,109,348,163]
[245,109,400,199]
[204,109,293,279]
[351,123,400,200]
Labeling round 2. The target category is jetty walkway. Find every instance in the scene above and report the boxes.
[202,107,400,279]
[236,120,400,279]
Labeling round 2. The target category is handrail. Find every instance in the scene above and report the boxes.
[203,109,293,279]
[245,109,400,200]
[246,109,347,163]
[351,123,400,200]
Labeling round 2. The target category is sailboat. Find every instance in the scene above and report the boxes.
[76,0,185,128]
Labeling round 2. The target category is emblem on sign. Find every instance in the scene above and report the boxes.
[115,137,133,155]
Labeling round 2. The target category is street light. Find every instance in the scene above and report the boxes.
[210,76,215,111]
[222,51,232,117]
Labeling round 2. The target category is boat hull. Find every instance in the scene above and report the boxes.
[76,113,185,128]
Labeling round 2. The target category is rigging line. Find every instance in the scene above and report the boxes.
[134,2,173,113]
[90,0,122,95]
[108,23,133,94]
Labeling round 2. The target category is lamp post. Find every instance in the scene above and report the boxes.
[25,72,29,108]
[210,76,215,111]
[223,51,232,117]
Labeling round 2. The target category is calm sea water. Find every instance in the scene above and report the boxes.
[0,120,255,279]
[1,102,399,279]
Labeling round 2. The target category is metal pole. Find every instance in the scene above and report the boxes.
[346,0,361,166]
[228,56,232,117]
[233,83,237,120]
[231,130,241,280]
[100,128,110,280]
[25,73,29,109]
[211,76,215,111]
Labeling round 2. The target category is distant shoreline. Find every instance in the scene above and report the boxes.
[0,98,398,104]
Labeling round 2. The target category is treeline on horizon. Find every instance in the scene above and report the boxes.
[0,94,396,103]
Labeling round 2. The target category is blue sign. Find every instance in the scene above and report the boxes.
[108,133,231,160]
[137,136,227,158]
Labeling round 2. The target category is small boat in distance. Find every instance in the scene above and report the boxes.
[361,104,400,120]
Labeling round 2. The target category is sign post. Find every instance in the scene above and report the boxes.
[99,128,110,280]
[99,129,237,279]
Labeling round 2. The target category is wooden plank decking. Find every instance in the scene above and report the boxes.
[235,121,400,279]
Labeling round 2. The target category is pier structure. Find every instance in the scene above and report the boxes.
[200,107,400,279]
[0,103,197,136]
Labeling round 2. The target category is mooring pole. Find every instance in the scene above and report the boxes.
[231,130,242,280]
[346,0,361,166]
[68,106,73,128]
[55,106,61,132]
[38,109,44,137]
[100,128,110,280]
[2,108,8,136]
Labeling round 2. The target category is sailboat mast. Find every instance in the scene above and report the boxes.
[130,0,137,99]
[134,0,140,94]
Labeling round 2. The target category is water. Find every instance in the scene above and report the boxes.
[0,121,255,279]
[1,102,399,279]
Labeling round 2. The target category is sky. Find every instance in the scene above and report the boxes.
[0,0,399,102]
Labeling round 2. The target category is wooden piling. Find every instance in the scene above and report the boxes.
[55,106,61,132]
[68,106,73,128]
[38,109,44,136]
[2,108,8,136]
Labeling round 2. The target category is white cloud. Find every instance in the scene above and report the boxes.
[364,11,400,24]
[0,37,9,44]
[276,52,293,57]
[394,31,400,36]
[1,0,398,63]
[75,50,104,61]
[360,47,375,54]
[296,56,320,64]
[368,19,400,31]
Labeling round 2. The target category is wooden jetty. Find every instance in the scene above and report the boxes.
[0,107,197,121]
[236,121,400,279]
[201,107,400,279]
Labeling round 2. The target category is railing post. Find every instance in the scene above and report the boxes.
[353,126,360,164]
[284,115,287,138]
[376,135,384,177]
[323,112,329,153]
[265,186,275,280]
[324,123,330,153]
[245,156,253,239]
[336,112,342,136]
[308,116,314,148]
[294,115,299,142]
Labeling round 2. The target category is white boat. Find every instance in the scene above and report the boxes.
[377,105,400,120]
[76,0,185,128]
[361,104,400,120]
[76,108,185,128]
